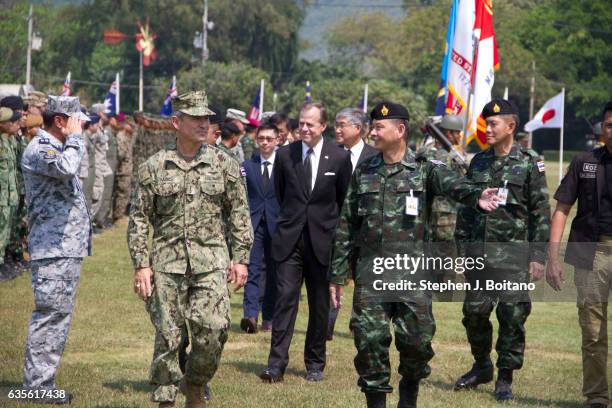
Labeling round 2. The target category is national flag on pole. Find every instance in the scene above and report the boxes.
[524,90,564,132]
[160,76,177,117]
[465,0,500,149]
[305,81,312,103]
[62,72,71,96]
[103,79,117,116]
[435,0,458,115]
[247,87,262,126]
[445,0,475,119]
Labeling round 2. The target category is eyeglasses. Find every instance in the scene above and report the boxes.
[256,137,277,142]
[335,122,357,129]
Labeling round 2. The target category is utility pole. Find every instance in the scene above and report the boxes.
[528,60,536,148]
[202,0,209,63]
[25,2,33,94]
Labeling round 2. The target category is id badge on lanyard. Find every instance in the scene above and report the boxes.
[405,189,419,216]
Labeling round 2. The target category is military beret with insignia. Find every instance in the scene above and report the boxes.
[481,98,518,119]
[370,101,410,121]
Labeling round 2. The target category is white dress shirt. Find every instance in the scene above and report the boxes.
[345,138,365,172]
[260,150,276,175]
[302,138,324,190]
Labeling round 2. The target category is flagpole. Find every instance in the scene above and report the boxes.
[363,83,369,113]
[503,87,508,100]
[25,3,33,94]
[273,92,278,112]
[116,72,120,115]
[139,51,144,111]
[558,88,565,184]
[528,60,536,148]
[462,35,478,151]
[259,79,264,118]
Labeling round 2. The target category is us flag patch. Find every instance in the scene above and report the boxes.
[536,161,545,172]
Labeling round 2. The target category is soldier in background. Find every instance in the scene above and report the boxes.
[91,113,112,231]
[112,118,135,222]
[417,115,466,301]
[81,114,100,209]
[226,108,249,162]
[0,107,21,278]
[23,113,43,142]
[241,123,258,161]
[206,106,223,146]
[95,114,119,228]
[454,99,550,401]
[128,91,253,408]
[21,96,92,404]
[330,102,500,408]
[217,122,242,162]
[515,132,529,149]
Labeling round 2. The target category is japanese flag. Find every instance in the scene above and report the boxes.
[524,90,564,132]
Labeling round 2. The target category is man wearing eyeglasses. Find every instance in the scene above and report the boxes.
[240,121,281,334]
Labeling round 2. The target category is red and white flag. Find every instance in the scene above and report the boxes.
[465,0,499,149]
[62,71,71,96]
[524,90,565,132]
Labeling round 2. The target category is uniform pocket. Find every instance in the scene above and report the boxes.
[357,179,380,216]
[154,181,182,215]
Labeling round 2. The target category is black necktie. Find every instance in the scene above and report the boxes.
[262,161,270,192]
[304,148,314,194]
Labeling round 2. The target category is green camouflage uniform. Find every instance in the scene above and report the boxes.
[216,142,240,163]
[417,144,466,300]
[6,133,28,262]
[240,135,257,161]
[127,141,253,403]
[330,148,485,394]
[0,133,19,265]
[455,143,550,371]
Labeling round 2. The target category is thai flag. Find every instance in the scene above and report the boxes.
[160,76,177,117]
[247,87,261,126]
[434,0,457,115]
[103,80,117,116]
[62,72,71,96]
[305,81,312,103]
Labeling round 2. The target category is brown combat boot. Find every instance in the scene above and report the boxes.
[179,377,206,408]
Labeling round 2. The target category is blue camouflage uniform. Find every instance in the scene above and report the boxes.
[20,128,92,389]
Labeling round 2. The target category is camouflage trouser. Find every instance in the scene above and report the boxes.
[23,257,82,388]
[146,270,230,403]
[112,175,132,222]
[351,294,435,394]
[462,296,531,370]
[574,240,612,406]
[91,172,105,217]
[0,205,12,263]
[7,195,27,261]
[95,174,115,225]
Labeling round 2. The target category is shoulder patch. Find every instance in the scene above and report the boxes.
[430,159,447,166]
[536,161,545,173]
[138,163,153,185]
[42,149,57,160]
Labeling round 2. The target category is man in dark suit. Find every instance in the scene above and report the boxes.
[260,103,352,383]
[327,107,379,340]
[241,122,280,334]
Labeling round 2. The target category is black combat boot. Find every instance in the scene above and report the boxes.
[398,378,419,408]
[453,359,494,390]
[494,369,513,401]
[365,392,386,408]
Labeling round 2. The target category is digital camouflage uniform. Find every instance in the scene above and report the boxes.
[127,133,253,403]
[455,143,550,371]
[0,133,19,265]
[417,144,466,300]
[96,126,117,225]
[91,127,111,217]
[21,124,92,388]
[330,148,485,394]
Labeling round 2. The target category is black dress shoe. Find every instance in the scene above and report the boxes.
[240,317,258,334]
[203,384,210,401]
[453,362,494,391]
[588,403,607,408]
[305,370,324,382]
[398,378,419,408]
[494,378,513,401]
[25,391,73,404]
[365,392,386,408]
[259,368,283,383]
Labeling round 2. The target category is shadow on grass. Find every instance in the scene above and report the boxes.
[228,360,306,378]
[103,380,150,394]
[427,379,582,408]
[228,322,354,341]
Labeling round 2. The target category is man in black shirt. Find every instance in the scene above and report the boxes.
[547,101,612,408]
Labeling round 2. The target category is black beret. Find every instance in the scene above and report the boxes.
[370,101,409,121]
[0,95,25,111]
[208,105,224,125]
[481,98,518,119]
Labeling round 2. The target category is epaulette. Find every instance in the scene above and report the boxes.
[520,147,539,159]
[38,137,50,145]
[429,159,447,166]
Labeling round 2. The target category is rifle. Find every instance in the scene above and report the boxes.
[423,118,469,172]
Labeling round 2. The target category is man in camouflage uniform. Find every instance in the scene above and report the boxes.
[453,99,550,401]
[91,115,111,225]
[329,102,500,408]
[216,122,242,162]
[417,115,466,301]
[0,107,21,278]
[80,115,99,208]
[20,96,92,404]
[112,120,134,222]
[128,90,253,408]
[95,116,118,228]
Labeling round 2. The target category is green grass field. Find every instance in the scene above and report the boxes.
[0,160,607,407]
